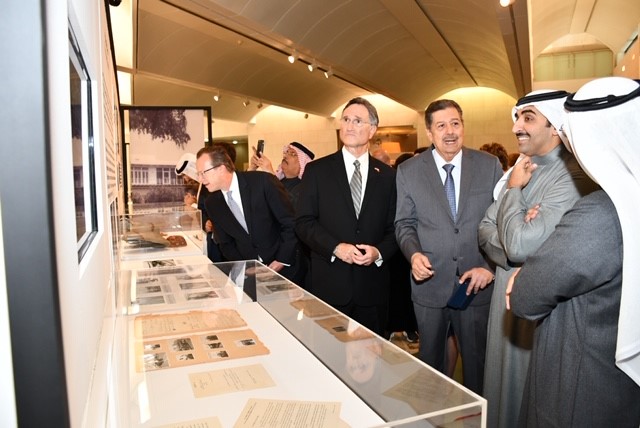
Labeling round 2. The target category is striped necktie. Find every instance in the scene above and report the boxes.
[350,160,362,217]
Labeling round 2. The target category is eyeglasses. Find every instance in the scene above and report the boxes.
[283,150,298,157]
[340,116,372,128]
[196,165,218,178]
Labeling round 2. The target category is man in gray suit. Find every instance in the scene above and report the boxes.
[479,90,598,428]
[395,99,503,394]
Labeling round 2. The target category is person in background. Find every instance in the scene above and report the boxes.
[508,76,640,427]
[395,99,502,394]
[196,145,304,283]
[386,152,419,344]
[370,148,391,166]
[295,97,398,336]
[507,152,520,168]
[249,141,315,207]
[478,90,598,428]
[413,146,428,155]
[479,142,509,171]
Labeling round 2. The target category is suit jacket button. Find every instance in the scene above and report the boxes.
[453,256,458,261]
[454,228,459,234]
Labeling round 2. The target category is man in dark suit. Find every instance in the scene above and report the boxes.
[195,145,303,283]
[295,97,397,336]
[394,99,503,394]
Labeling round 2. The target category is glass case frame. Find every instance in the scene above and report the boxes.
[112,258,486,427]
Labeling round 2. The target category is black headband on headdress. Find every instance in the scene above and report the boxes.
[290,141,315,160]
[515,90,570,107]
[564,80,640,112]
[175,160,188,174]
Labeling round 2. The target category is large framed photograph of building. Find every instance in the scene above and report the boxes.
[121,107,212,214]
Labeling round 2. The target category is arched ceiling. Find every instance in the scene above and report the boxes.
[112,0,639,122]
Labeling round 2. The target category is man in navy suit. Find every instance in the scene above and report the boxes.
[295,97,398,336]
[195,145,303,283]
[395,99,503,394]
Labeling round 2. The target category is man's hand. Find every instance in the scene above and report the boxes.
[249,146,275,174]
[333,243,364,264]
[352,244,380,266]
[524,204,541,223]
[459,267,495,295]
[507,155,538,190]
[505,267,521,310]
[410,252,434,281]
[268,260,285,272]
[204,219,213,233]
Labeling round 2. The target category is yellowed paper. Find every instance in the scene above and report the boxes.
[156,416,223,428]
[314,315,375,342]
[189,364,275,398]
[135,328,269,372]
[135,309,246,338]
[233,398,346,428]
[289,298,336,318]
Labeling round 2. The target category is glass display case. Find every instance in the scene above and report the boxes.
[116,210,205,261]
[112,260,486,427]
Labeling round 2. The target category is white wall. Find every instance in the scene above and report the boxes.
[48,1,118,426]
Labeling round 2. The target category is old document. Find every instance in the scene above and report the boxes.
[189,364,275,398]
[234,398,349,428]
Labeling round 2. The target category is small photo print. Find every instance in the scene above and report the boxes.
[147,259,176,268]
[204,334,219,342]
[179,281,211,290]
[138,285,162,294]
[144,343,162,351]
[136,276,159,285]
[171,338,194,352]
[143,353,169,370]
[236,338,256,347]
[207,342,223,349]
[265,283,295,293]
[137,295,166,305]
[186,291,218,300]
[176,353,195,361]
[208,350,229,360]
[332,326,347,333]
[257,273,281,283]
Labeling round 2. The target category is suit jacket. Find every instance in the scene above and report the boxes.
[395,147,503,308]
[295,150,398,306]
[203,171,298,269]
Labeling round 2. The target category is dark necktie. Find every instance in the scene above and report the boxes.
[443,164,456,220]
[350,160,362,217]
[227,190,248,232]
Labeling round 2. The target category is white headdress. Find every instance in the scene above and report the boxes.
[564,77,640,386]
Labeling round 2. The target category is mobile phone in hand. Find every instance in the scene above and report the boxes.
[256,140,265,158]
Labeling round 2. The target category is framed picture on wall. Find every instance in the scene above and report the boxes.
[121,106,212,214]
[69,23,98,261]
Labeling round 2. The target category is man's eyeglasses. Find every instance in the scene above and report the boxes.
[196,165,218,178]
[283,150,298,157]
[340,116,371,128]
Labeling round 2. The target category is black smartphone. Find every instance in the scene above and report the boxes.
[447,279,475,310]
[256,140,265,158]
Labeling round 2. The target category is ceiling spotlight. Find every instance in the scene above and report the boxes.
[304,113,309,119]
[308,59,316,72]
[243,99,250,107]
[257,101,263,109]
[213,91,220,102]
[324,67,333,79]
[288,51,298,64]
[499,0,514,6]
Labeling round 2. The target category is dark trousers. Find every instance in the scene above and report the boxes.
[413,302,489,394]
[334,300,388,338]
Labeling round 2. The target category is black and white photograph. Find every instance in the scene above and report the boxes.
[136,295,166,306]
[143,353,169,370]
[186,291,218,301]
[208,350,229,360]
[171,338,194,352]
